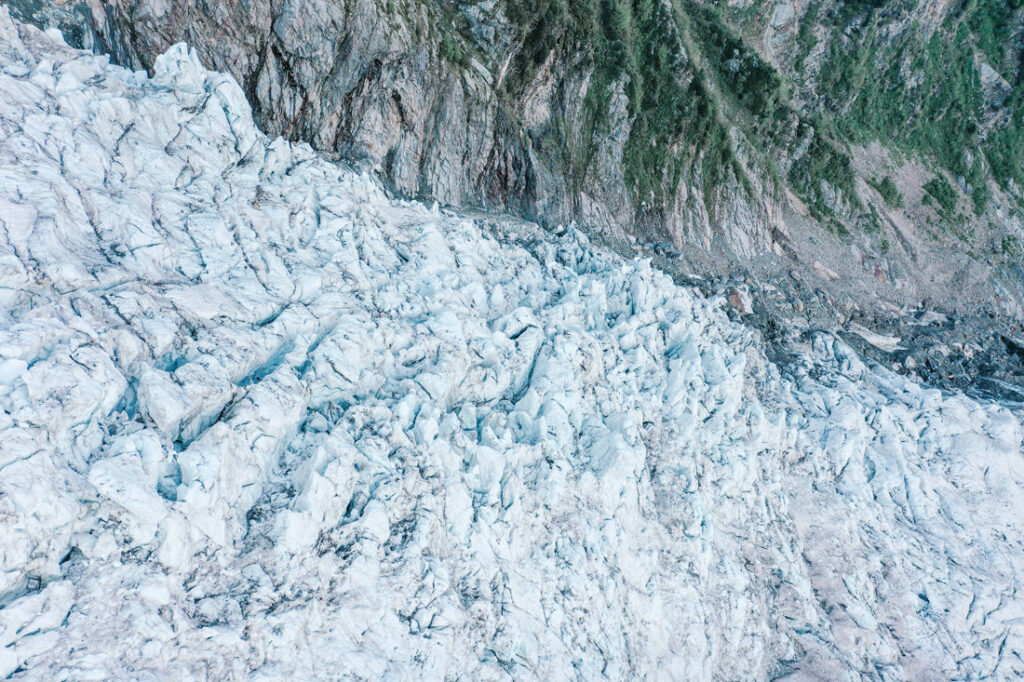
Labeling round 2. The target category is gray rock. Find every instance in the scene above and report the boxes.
[5,0,778,258]
[8,0,1024,381]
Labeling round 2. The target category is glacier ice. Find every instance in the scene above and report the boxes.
[1,11,1023,679]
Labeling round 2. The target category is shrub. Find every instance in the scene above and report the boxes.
[871,176,902,207]
[923,176,958,214]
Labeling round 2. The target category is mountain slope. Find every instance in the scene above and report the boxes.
[2,13,1024,678]
[10,0,1024,384]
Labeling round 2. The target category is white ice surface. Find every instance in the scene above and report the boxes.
[1,11,1023,680]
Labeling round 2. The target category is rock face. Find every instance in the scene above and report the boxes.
[3,14,1024,678]
[6,0,783,254]
[11,0,1024,337]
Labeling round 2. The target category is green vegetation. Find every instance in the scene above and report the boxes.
[439,32,464,64]
[504,0,590,77]
[787,125,856,230]
[923,176,958,215]
[811,0,1024,218]
[794,1,820,67]
[502,0,1022,234]
[621,0,712,207]
[1001,234,1021,258]
[985,86,1024,193]
[966,0,1018,72]
[505,0,781,214]
[870,176,902,207]
[684,3,785,120]
[819,23,989,212]
[506,0,678,204]
[833,0,888,23]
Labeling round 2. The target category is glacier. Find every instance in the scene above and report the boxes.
[1,11,1023,680]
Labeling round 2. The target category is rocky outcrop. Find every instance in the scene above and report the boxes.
[9,0,1024,348]
[7,0,785,256]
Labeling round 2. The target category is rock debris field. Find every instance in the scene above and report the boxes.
[1,12,1023,680]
